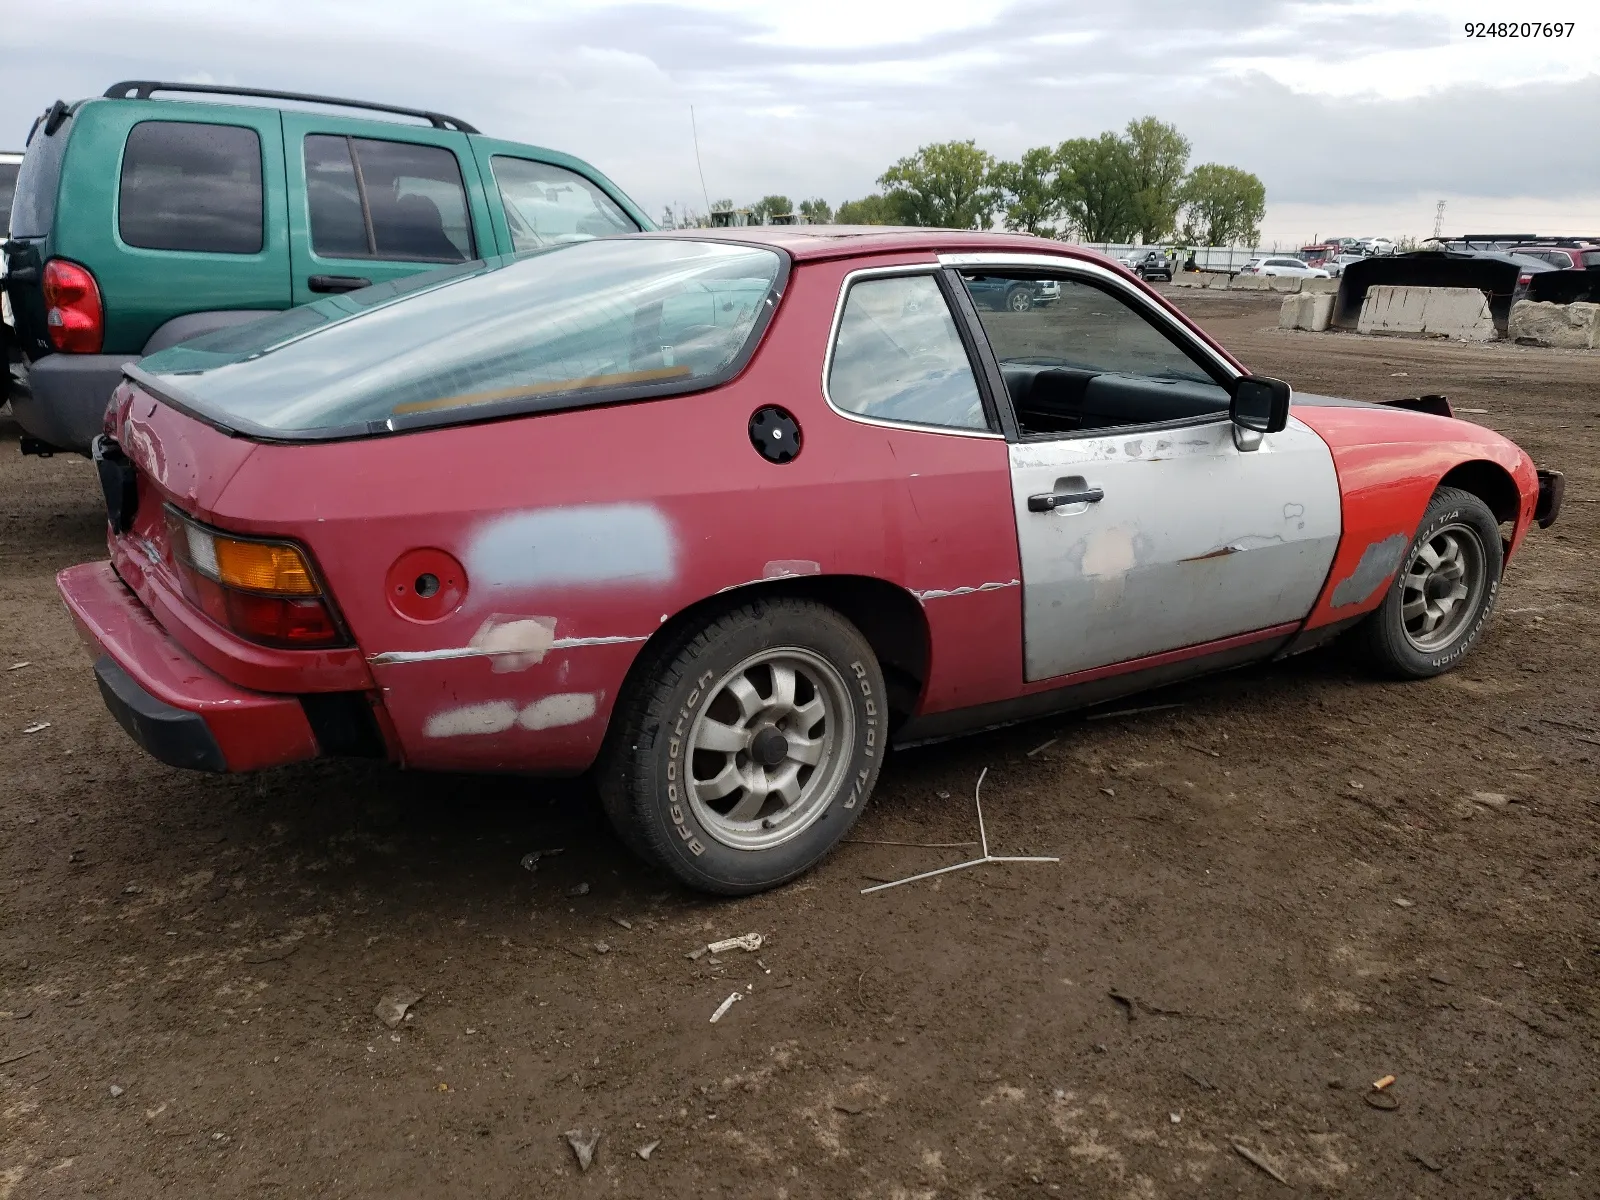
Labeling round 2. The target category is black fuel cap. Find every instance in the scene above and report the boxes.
[749,406,801,464]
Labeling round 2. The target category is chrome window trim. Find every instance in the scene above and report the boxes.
[820,263,1005,441]
[935,252,1243,383]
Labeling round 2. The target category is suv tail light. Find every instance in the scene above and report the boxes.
[165,508,346,649]
[43,259,104,353]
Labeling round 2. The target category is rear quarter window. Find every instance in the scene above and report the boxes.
[119,121,264,254]
[490,156,637,251]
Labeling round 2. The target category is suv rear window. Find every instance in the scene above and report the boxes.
[136,238,784,439]
[119,121,264,254]
[10,113,72,239]
[305,135,473,263]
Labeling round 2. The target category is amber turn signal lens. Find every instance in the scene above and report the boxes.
[212,537,319,595]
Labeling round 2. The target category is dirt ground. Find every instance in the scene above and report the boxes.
[2,290,1597,1199]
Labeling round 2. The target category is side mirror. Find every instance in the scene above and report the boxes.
[1230,375,1292,434]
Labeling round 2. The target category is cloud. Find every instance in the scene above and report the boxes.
[5,0,1596,239]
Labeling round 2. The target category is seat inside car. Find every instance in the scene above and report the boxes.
[1000,363,1227,434]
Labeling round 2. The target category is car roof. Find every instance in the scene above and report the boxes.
[637,226,1116,265]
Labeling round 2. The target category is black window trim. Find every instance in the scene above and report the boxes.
[937,251,1242,444]
[116,118,267,257]
[819,264,1005,441]
[303,133,476,264]
[121,237,792,444]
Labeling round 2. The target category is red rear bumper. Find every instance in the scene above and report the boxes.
[57,562,319,772]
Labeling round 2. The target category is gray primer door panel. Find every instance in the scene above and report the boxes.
[1010,416,1341,682]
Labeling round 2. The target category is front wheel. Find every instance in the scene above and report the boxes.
[1358,486,1503,678]
[1004,285,1034,313]
[599,598,887,894]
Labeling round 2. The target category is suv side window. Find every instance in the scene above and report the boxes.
[827,274,989,432]
[959,271,1229,437]
[490,157,636,250]
[305,135,474,263]
[119,121,264,254]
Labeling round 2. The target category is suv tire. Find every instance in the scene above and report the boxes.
[599,598,887,894]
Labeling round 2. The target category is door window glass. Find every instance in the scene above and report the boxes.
[827,274,988,431]
[491,157,637,250]
[959,271,1228,437]
[303,135,473,263]
[119,121,263,254]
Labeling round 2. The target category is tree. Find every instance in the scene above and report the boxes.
[989,146,1061,235]
[710,198,734,214]
[1055,133,1139,243]
[750,194,794,223]
[1123,116,1190,244]
[799,197,833,224]
[835,194,895,225]
[1178,164,1266,246]
[878,140,999,229]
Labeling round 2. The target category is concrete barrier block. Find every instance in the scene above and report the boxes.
[1357,285,1495,341]
[1266,276,1303,293]
[1509,300,1600,349]
[1278,291,1336,332]
[1229,275,1268,291]
[1302,277,1339,294]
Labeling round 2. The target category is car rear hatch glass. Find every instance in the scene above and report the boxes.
[131,237,787,440]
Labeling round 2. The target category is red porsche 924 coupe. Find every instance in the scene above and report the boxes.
[59,228,1563,893]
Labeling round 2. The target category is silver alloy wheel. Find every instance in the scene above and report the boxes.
[1400,522,1486,652]
[685,647,855,852]
[1007,287,1033,312]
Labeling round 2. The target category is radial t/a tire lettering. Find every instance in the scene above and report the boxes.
[1358,486,1504,679]
[599,598,887,895]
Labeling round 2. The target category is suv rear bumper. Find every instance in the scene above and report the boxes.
[58,561,320,772]
[10,353,138,454]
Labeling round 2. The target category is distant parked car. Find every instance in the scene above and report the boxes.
[964,275,1059,311]
[1127,249,1173,282]
[1359,238,1395,256]
[1,81,652,455]
[1241,257,1331,280]
[1506,243,1600,271]
[1321,254,1367,278]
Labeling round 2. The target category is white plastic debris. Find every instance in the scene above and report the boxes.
[709,992,743,1023]
[374,990,423,1028]
[707,933,763,954]
[22,722,50,735]
[110,1084,125,1098]
[564,1128,601,1172]
[636,1139,660,1161]
[8,662,30,671]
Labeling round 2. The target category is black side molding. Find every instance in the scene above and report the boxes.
[94,656,227,772]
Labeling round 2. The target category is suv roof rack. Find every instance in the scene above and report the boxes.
[102,81,480,134]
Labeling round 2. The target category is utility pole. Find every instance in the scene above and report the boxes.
[1433,200,1446,238]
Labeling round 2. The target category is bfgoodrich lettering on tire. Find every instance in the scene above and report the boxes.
[1359,486,1503,679]
[599,598,886,895]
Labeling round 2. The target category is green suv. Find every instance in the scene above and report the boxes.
[2,82,652,454]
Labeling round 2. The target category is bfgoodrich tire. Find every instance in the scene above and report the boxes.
[599,598,887,895]
[1358,486,1503,679]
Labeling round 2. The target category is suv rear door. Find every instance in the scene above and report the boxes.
[281,114,493,305]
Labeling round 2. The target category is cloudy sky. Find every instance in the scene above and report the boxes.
[9,0,1597,247]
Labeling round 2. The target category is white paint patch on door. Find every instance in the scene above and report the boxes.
[518,693,599,731]
[467,503,677,590]
[468,614,557,673]
[424,701,519,738]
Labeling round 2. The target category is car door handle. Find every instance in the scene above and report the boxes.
[1028,487,1104,512]
[308,274,372,294]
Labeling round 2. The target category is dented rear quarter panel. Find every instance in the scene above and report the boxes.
[174,252,1023,772]
[1292,399,1538,629]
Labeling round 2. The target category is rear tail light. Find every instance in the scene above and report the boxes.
[1518,274,1532,285]
[42,259,104,353]
[164,508,346,649]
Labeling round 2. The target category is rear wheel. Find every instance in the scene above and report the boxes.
[1359,487,1503,678]
[599,598,886,894]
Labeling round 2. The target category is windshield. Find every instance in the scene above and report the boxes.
[137,238,785,439]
